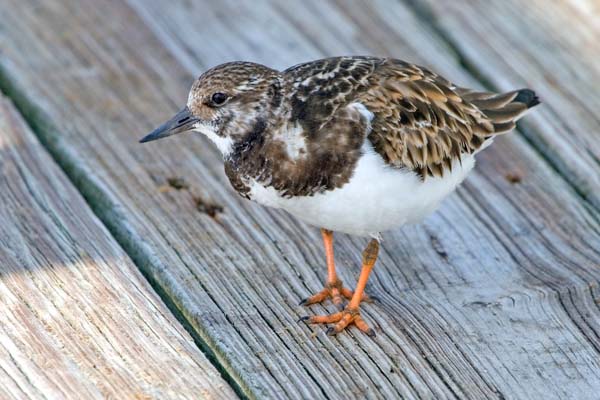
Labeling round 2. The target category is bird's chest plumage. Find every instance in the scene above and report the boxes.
[223,142,360,201]
[243,141,476,237]
[223,113,367,200]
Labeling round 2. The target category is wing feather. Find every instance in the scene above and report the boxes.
[282,57,539,180]
[362,61,538,178]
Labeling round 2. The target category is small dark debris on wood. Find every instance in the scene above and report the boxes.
[167,177,189,190]
[464,300,501,309]
[429,233,448,260]
[158,177,190,192]
[157,177,224,217]
[193,196,224,218]
[505,172,523,184]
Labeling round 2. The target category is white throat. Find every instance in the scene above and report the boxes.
[193,122,233,157]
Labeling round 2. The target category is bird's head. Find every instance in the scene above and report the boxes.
[140,62,282,157]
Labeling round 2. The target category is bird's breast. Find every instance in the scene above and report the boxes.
[244,140,476,236]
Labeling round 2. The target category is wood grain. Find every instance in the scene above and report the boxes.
[0,97,236,399]
[410,0,600,208]
[1,0,600,398]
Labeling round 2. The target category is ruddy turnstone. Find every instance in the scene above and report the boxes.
[140,56,540,337]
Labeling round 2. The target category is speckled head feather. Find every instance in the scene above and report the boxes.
[184,62,282,150]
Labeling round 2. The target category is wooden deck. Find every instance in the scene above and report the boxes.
[0,0,599,399]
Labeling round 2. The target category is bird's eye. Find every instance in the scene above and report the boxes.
[210,92,228,106]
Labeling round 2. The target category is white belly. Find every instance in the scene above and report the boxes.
[247,142,476,237]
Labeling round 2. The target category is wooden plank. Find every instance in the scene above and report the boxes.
[408,0,600,208]
[1,0,600,398]
[0,97,236,399]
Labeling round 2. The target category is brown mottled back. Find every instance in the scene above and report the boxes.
[281,57,539,180]
[358,59,540,178]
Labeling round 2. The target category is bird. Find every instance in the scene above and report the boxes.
[140,56,540,337]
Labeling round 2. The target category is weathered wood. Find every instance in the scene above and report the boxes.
[410,0,600,208]
[1,0,600,398]
[0,97,236,399]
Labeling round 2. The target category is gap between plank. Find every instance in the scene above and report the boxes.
[0,64,250,400]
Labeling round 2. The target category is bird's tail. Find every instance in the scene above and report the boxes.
[458,88,541,134]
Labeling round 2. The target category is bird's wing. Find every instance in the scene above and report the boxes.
[361,60,538,178]
[283,56,383,134]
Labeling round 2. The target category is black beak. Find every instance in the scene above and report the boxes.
[139,106,198,143]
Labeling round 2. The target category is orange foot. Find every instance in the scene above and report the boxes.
[300,307,376,337]
[299,279,376,310]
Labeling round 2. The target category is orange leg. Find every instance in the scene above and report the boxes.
[300,229,374,310]
[301,239,379,337]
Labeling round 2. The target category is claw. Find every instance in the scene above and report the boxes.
[300,279,373,308]
[303,307,375,337]
[301,237,380,338]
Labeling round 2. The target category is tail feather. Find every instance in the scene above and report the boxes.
[513,88,541,108]
[468,91,518,110]
[484,103,529,124]
[490,121,516,134]
[464,88,540,134]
